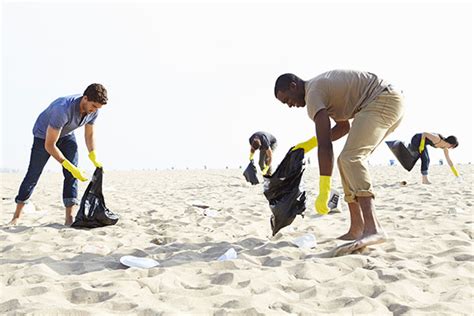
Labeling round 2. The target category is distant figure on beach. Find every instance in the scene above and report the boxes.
[249,131,277,176]
[274,70,404,254]
[410,132,459,184]
[8,84,108,226]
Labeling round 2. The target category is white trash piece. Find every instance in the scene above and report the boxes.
[291,233,317,249]
[448,208,464,215]
[217,248,237,261]
[328,189,340,209]
[203,209,218,217]
[454,176,464,182]
[120,255,160,269]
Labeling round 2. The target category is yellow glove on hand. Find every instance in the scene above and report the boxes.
[262,165,270,175]
[249,152,254,161]
[88,150,103,168]
[62,159,88,182]
[315,175,331,215]
[418,137,426,154]
[292,136,318,154]
[450,165,459,177]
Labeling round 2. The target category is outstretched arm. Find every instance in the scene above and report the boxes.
[45,126,66,163]
[84,124,96,153]
[313,109,334,215]
[249,147,256,160]
[264,148,272,167]
[85,124,103,168]
[46,126,88,181]
[443,148,454,167]
[443,148,459,177]
[315,109,333,176]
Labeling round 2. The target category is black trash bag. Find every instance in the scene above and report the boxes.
[385,140,419,172]
[243,160,259,185]
[263,148,306,236]
[71,168,119,228]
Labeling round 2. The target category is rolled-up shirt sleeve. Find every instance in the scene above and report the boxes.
[306,87,328,122]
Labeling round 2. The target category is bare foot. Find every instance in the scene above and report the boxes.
[64,217,73,226]
[422,176,431,184]
[337,231,362,241]
[333,232,387,257]
[8,218,18,226]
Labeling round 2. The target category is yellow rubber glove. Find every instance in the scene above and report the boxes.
[418,137,425,154]
[249,152,254,161]
[88,150,103,168]
[315,175,331,215]
[262,165,270,175]
[62,159,88,182]
[450,165,459,177]
[292,136,318,154]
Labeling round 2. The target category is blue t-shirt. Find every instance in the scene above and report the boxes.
[32,95,98,139]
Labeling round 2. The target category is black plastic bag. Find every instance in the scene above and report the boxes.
[243,160,259,185]
[263,148,306,236]
[71,168,119,228]
[385,140,419,171]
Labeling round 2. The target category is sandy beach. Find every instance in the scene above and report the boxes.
[1,164,472,315]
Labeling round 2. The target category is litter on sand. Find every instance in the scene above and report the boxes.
[217,248,237,261]
[291,233,317,249]
[119,255,160,269]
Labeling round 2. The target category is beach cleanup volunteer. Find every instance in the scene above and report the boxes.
[274,69,404,252]
[8,83,108,226]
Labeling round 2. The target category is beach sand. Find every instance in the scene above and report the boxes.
[1,164,473,315]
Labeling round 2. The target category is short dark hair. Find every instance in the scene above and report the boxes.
[251,138,261,150]
[274,73,299,97]
[445,135,459,148]
[84,83,108,104]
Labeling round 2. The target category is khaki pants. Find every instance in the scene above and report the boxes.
[338,89,404,203]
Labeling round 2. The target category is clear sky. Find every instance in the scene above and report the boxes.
[1,0,473,172]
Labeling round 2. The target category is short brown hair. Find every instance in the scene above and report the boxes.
[84,83,108,104]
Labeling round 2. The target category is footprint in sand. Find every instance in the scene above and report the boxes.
[210,272,234,285]
[0,299,21,314]
[237,280,251,288]
[22,286,49,296]
[109,302,138,311]
[65,287,115,304]
[220,300,243,308]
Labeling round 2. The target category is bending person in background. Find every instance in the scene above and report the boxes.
[249,131,277,176]
[410,132,459,184]
[8,84,108,226]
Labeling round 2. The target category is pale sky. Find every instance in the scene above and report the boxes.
[1,0,473,172]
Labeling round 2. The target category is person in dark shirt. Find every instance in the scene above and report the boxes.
[410,132,459,184]
[248,131,277,176]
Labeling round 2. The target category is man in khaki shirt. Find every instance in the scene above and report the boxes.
[274,70,404,254]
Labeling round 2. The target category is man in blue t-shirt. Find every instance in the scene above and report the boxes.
[8,83,108,226]
[248,131,277,176]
